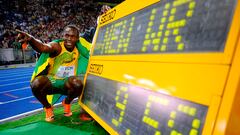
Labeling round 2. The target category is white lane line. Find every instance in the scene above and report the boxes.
[0,70,33,75]
[0,73,33,79]
[0,96,34,104]
[0,69,33,71]
[0,76,31,82]
[0,102,62,123]
[0,87,30,94]
[0,97,76,123]
[0,108,42,123]
[3,93,19,98]
[0,81,29,87]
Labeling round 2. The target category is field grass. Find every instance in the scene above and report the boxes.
[0,102,108,135]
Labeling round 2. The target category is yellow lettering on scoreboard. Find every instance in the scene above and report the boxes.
[89,64,103,75]
[100,9,116,25]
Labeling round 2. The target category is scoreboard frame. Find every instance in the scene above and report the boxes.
[79,0,240,135]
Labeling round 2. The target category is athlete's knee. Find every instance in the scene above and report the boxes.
[31,76,51,94]
[64,76,83,94]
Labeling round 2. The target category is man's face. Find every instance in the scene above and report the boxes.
[63,27,78,51]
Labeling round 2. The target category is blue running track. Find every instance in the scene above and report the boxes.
[0,67,64,123]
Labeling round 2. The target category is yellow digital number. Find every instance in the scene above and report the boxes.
[142,0,196,52]
[112,86,129,130]
[102,17,135,54]
[142,95,170,134]
[141,94,202,135]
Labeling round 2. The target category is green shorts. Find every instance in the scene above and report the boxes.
[47,76,68,95]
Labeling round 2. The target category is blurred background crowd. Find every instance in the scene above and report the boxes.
[0,0,122,65]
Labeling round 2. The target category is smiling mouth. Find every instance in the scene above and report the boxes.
[65,41,72,44]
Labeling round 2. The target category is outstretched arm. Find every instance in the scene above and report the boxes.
[16,29,61,56]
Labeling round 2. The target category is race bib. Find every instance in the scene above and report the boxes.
[56,66,75,78]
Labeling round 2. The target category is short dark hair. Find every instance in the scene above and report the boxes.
[64,25,79,37]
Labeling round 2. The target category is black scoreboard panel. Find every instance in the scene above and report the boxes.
[82,74,208,135]
[93,0,237,55]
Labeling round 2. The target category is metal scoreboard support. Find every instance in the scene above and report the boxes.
[79,0,240,135]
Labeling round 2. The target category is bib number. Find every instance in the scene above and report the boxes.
[56,66,75,78]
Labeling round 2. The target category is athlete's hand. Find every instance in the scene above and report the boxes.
[16,29,33,43]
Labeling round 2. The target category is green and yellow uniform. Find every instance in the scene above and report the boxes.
[31,37,91,103]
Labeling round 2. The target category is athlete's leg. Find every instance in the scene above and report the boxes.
[62,76,83,116]
[64,76,83,104]
[31,75,54,122]
[31,75,52,108]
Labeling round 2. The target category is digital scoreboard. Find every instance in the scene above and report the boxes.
[94,0,236,55]
[79,0,240,135]
[83,75,208,135]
